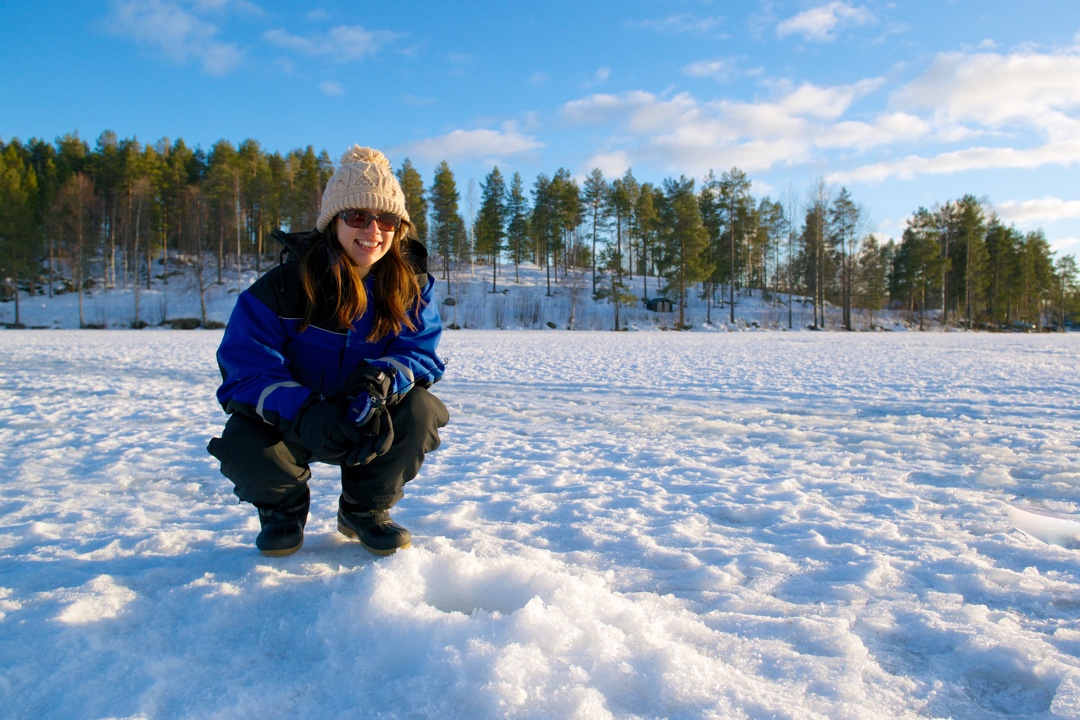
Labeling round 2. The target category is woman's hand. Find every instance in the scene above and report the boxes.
[343,363,393,424]
[288,398,393,465]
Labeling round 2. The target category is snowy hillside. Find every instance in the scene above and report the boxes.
[2,329,1080,718]
[0,257,916,333]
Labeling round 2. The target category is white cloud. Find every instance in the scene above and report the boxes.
[651,133,811,175]
[819,47,1080,184]
[500,117,535,135]
[828,140,1080,183]
[102,0,243,74]
[815,112,931,150]
[584,151,632,179]
[191,0,261,13]
[580,67,612,90]
[328,25,401,59]
[776,78,884,120]
[519,112,542,133]
[399,129,545,163]
[1049,236,1080,257]
[562,91,660,126]
[403,93,436,107]
[891,50,1080,137]
[319,80,344,96]
[262,29,316,53]
[683,59,729,79]
[561,80,902,176]
[638,13,726,34]
[776,2,875,42]
[563,43,1080,188]
[263,25,401,61]
[996,197,1080,225]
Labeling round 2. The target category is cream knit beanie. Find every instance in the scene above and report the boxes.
[316,145,410,232]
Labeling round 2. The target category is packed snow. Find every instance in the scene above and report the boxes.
[1,327,1079,719]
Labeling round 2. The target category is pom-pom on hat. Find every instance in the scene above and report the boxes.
[316,145,409,232]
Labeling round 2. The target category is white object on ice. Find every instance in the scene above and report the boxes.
[1007,503,1080,548]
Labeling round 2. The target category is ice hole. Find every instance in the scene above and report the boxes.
[420,557,546,616]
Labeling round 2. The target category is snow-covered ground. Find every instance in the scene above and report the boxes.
[0,258,915,333]
[2,329,1079,718]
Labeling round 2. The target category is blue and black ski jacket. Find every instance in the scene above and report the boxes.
[215,236,445,432]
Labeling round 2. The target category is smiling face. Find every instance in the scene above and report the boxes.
[335,210,395,277]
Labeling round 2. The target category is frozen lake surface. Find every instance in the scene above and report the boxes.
[2,329,1080,719]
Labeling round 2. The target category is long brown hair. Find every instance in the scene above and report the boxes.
[298,219,422,341]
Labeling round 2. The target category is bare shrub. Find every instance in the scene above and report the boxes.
[492,296,509,329]
[515,296,541,327]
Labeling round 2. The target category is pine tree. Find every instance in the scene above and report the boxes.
[505,172,529,283]
[429,161,463,295]
[660,176,711,329]
[53,134,92,303]
[609,169,639,281]
[205,140,244,291]
[855,234,891,329]
[91,131,126,290]
[800,180,835,328]
[984,217,1021,326]
[55,132,90,180]
[828,187,861,331]
[284,146,325,231]
[474,166,508,292]
[396,158,428,242]
[780,185,802,329]
[156,138,201,284]
[717,168,753,324]
[1020,229,1055,327]
[952,195,988,328]
[593,244,638,331]
[1054,255,1078,329]
[634,183,660,301]
[698,171,723,323]
[550,168,582,278]
[0,144,40,325]
[893,208,942,329]
[53,172,96,326]
[108,136,142,292]
[530,173,557,296]
[238,139,272,273]
[24,139,58,296]
[757,197,787,305]
[581,168,609,294]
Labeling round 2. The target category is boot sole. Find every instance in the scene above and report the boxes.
[259,538,303,557]
[337,520,411,556]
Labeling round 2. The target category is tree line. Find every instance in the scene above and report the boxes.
[1,130,1077,330]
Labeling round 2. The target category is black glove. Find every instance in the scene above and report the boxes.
[287,394,395,466]
[344,415,394,466]
[343,363,394,423]
[341,364,396,465]
[341,363,391,439]
[287,399,368,463]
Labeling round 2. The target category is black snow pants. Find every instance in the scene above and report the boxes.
[208,387,449,511]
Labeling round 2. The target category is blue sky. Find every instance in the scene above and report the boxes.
[4,1,1080,257]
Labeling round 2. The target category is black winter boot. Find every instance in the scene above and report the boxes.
[337,496,411,556]
[255,486,310,557]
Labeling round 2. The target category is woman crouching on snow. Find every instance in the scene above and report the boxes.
[208,145,449,557]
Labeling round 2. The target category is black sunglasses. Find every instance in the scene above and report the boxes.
[339,209,402,232]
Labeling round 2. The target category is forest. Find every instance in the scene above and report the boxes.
[1,130,1077,331]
